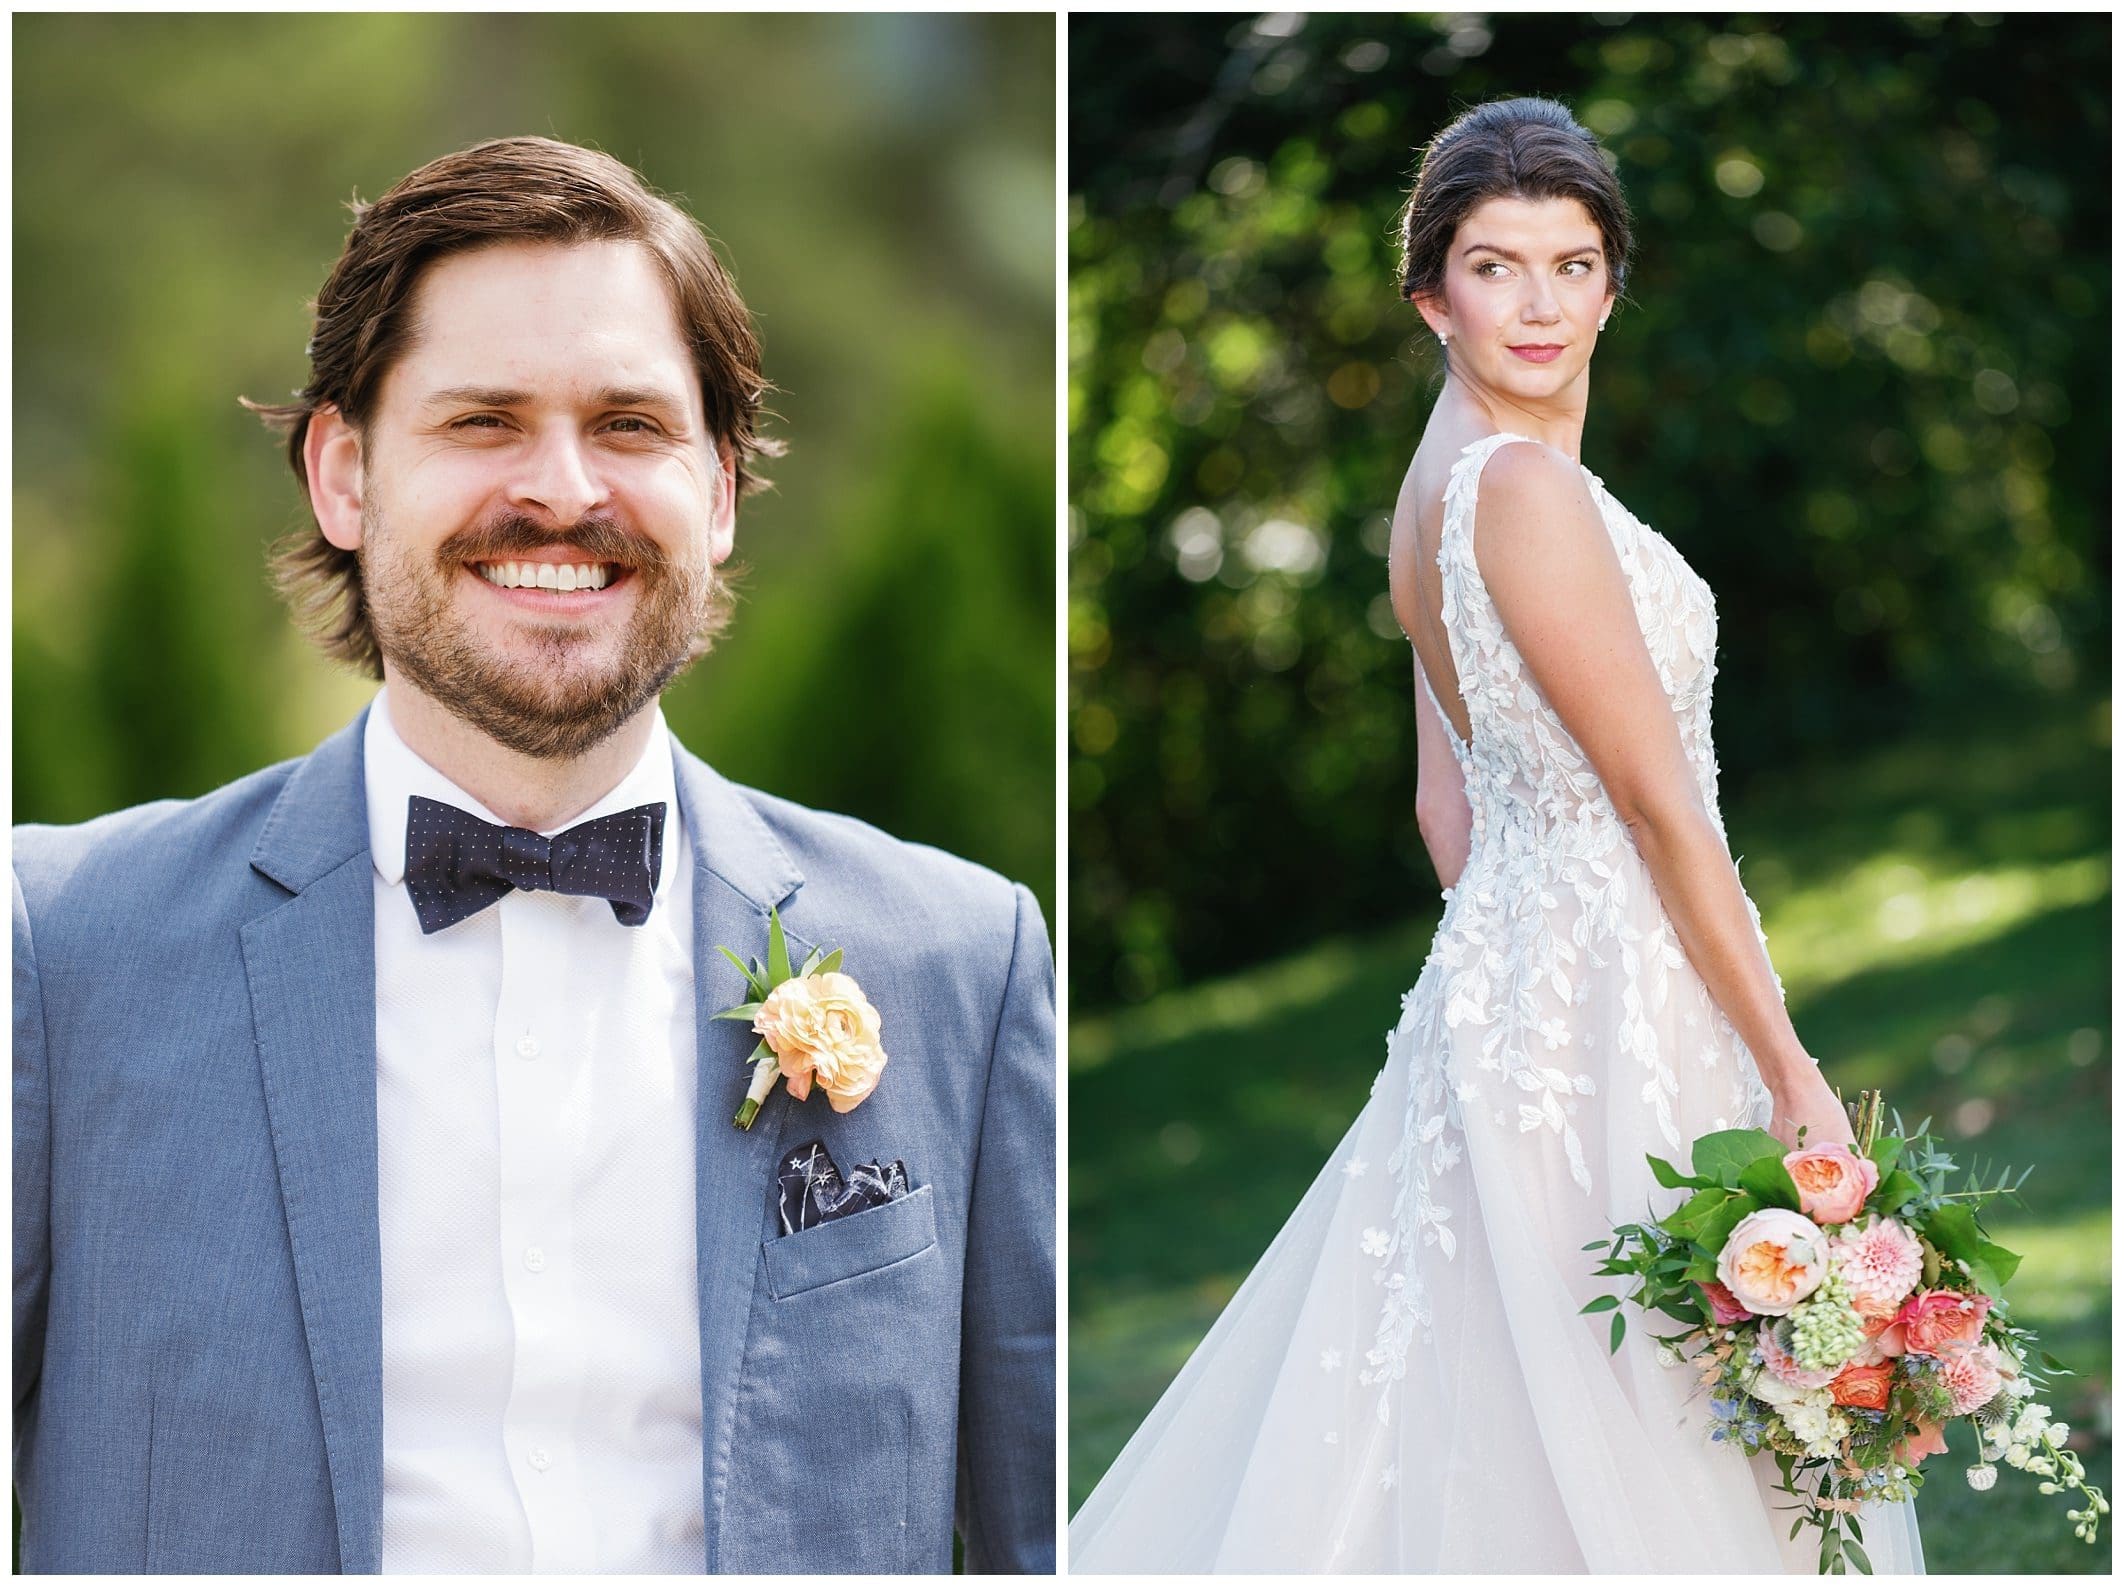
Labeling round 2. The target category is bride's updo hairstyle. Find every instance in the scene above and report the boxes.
[1398,97,1634,316]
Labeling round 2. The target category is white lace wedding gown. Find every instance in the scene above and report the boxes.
[1070,432,1926,1573]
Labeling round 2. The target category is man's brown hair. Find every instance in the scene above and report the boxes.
[246,136,780,677]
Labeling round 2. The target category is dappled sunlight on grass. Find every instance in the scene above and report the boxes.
[1759,850,2108,1003]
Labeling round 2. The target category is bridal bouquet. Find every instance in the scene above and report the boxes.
[1584,1090,2105,1573]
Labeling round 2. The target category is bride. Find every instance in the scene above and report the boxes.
[1069,98,1926,1573]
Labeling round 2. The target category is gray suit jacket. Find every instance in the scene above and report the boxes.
[13,708,1055,1573]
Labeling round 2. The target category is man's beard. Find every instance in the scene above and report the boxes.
[360,499,718,761]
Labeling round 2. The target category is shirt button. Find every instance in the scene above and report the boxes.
[528,1447,551,1472]
[524,1246,546,1273]
[516,1035,540,1059]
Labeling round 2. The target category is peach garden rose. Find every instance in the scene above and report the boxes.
[1716,1208,1829,1317]
[1896,1288,1992,1357]
[1782,1143,1880,1226]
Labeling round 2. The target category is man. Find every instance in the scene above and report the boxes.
[13,137,1054,1574]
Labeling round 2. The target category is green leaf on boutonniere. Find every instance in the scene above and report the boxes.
[813,947,844,977]
[766,906,793,987]
[712,1002,763,1022]
[719,945,766,996]
[799,945,825,977]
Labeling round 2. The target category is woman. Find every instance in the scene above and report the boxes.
[1069,98,1925,1572]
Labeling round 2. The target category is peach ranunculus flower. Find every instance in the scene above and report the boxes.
[1782,1144,1880,1226]
[1716,1208,1829,1317]
[1697,1278,1753,1325]
[1895,1288,1992,1357]
[1894,1416,1950,1466]
[1829,1361,1895,1411]
[753,971,889,1113]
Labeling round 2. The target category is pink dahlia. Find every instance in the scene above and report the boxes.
[1829,1216,1923,1319]
[1934,1341,2004,1415]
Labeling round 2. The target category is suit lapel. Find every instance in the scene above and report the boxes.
[673,744,807,1572]
[240,710,385,1574]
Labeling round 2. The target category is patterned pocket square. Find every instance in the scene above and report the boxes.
[776,1138,910,1236]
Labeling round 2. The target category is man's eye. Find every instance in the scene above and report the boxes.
[452,414,507,430]
[606,416,656,434]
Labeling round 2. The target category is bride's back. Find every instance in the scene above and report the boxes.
[1386,425,1495,750]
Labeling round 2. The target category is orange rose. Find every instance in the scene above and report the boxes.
[1829,1362,1894,1411]
[1896,1289,1991,1356]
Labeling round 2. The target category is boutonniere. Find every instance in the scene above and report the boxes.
[715,905,888,1130]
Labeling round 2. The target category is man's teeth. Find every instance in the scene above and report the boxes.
[475,562,612,591]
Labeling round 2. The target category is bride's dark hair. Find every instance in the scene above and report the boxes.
[1398,97,1634,312]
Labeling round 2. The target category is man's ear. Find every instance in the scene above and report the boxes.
[304,405,365,552]
[708,440,738,566]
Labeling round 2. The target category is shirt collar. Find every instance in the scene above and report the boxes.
[364,686,682,904]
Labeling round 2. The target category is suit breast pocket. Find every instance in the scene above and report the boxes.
[760,1183,938,1300]
[725,1184,952,1573]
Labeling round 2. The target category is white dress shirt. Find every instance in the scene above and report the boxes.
[364,689,706,1572]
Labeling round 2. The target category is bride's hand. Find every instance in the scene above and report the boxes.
[1766,1065,1856,1152]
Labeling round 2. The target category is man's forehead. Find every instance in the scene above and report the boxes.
[389,239,699,403]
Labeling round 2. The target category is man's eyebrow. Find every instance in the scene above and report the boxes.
[420,385,533,409]
[591,386,689,415]
[418,384,691,414]
[1460,242,1601,262]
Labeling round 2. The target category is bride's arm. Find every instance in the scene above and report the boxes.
[1470,441,1852,1148]
[1413,655,1473,889]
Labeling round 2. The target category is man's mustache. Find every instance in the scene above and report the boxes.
[438,515,670,571]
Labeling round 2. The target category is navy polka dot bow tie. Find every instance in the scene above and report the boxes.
[403,795,667,935]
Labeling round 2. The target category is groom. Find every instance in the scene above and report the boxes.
[12,138,1054,1574]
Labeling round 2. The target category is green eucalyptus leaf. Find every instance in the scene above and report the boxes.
[1609,1312,1626,1354]
[1579,1294,1622,1314]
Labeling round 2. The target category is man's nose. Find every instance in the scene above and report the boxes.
[506,425,609,525]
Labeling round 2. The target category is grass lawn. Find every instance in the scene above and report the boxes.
[1069,695,2111,1571]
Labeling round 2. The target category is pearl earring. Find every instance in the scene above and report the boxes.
[1437,332,1450,345]
[1599,317,1609,331]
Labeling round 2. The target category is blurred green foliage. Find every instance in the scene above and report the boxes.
[1069,13,2107,1006]
[1070,695,2110,1571]
[13,13,1055,922]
